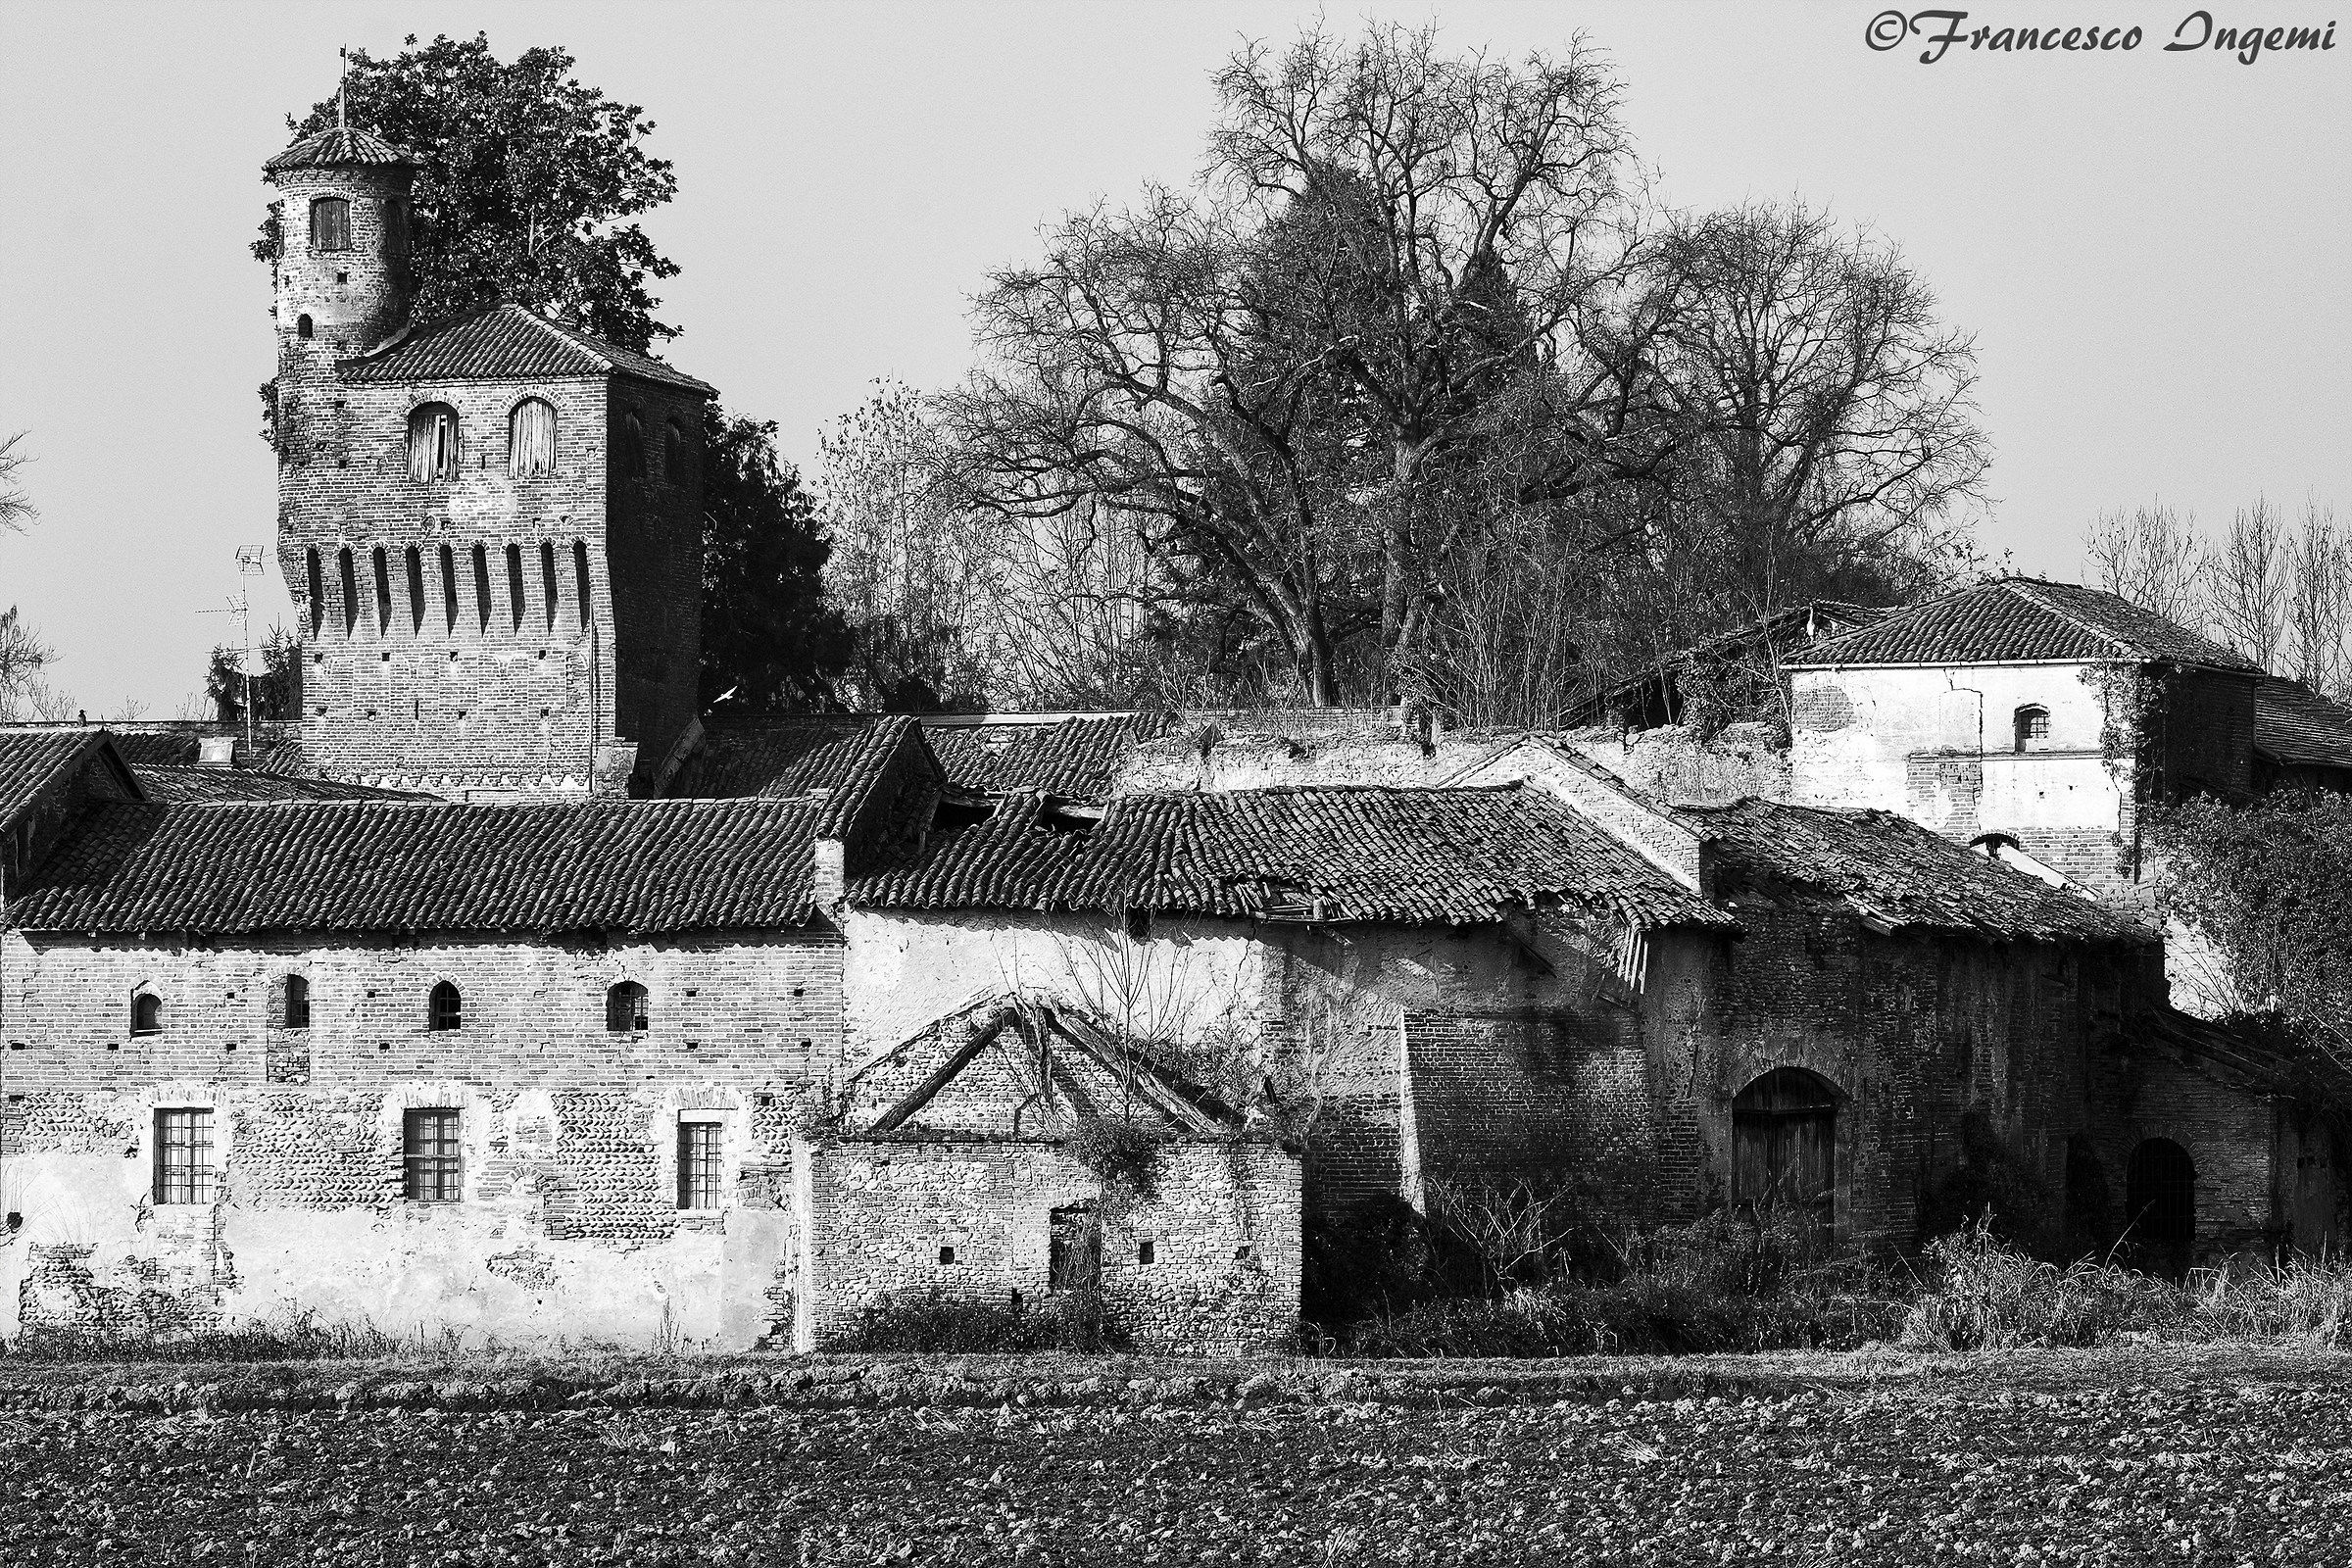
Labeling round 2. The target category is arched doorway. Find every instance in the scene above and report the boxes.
[1733,1067,1838,1235]
[2126,1138,2196,1272]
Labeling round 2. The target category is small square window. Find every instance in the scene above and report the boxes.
[1138,1240,1155,1266]
[938,1245,957,1266]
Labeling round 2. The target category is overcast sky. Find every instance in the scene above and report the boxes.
[2,1,2347,716]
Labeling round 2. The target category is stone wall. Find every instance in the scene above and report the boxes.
[0,928,843,1347]
[1561,722,1793,808]
[793,1135,1300,1355]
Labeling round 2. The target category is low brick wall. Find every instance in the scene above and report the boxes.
[794,1136,1300,1356]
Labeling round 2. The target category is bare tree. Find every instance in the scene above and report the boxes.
[0,606,74,721]
[815,379,1004,709]
[2284,502,2352,699]
[2086,500,2206,629]
[2204,496,2291,669]
[1639,201,1988,618]
[944,24,1669,707]
[0,433,32,536]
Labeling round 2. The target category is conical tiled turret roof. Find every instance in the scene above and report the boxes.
[264,124,414,174]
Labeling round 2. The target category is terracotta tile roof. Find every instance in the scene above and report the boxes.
[667,715,879,800]
[337,304,716,396]
[1683,798,2149,943]
[923,713,1175,797]
[673,712,1172,802]
[1787,578,2256,672]
[852,783,1734,931]
[264,125,413,173]
[8,799,827,936]
[0,730,115,831]
[2254,676,2352,773]
[130,766,431,804]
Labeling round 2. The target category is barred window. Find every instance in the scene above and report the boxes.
[404,1108,462,1202]
[154,1109,216,1205]
[2014,705,2051,753]
[509,398,557,478]
[310,196,351,252]
[427,981,462,1032]
[677,1120,721,1211]
[607,981,649,1033]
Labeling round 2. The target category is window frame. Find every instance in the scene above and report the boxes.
[427,980,463,1033]
[153,1107,217,1205]
[508,397,558,479]
[407,403,462,484]
[2013,704,2051,753]
[309,196,352,253]
[676,1118,722,1212]
[282,974,311,1031]
[130,992,162,1037]
[403,1107,464,1203]
[606,981,650,1034]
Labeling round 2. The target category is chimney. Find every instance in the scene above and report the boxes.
[197,735,238,769]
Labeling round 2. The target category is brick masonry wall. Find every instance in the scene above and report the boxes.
[795,1136,1300,1355]
[0,928,843,1347]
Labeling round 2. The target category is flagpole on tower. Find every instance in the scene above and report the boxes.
[338,47,349,130]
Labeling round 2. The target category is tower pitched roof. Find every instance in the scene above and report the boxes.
[265,124,415,174]
[336,303,715,396]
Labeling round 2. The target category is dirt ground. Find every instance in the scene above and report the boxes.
[2,1346,2347,1564]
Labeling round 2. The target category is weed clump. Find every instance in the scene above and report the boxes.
[842,1289,1131,1354]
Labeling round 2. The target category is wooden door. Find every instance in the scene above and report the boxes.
[1733,1068,1838,1232]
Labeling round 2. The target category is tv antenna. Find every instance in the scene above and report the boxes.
[199,548,271,757]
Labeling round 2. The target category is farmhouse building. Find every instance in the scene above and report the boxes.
[1,122,2347,1355]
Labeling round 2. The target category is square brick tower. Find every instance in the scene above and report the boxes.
[265,124,713,800]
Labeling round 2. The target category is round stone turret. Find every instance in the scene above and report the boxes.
[265,124,416,361]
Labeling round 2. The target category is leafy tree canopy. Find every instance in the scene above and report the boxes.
[258,33,679,351]
[700,410,852,713]
[2157,791,2352,1071]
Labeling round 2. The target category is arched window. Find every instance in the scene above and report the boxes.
[338,547,359,635]
[509,398,557,478]
[1732,1067,1838,1234]
[309,196,352,252]
[296,314,314,340]
[2013,705,2050,753]
[607,981,650,1033]
[306,549,324,635]
[427,981,463,1032]
[618,411,647,480]
[408,403,460,482]
[540,540,560,631]
[372,547,392,633]
[663,419,692,485]
[282,975,311,1029]
[130,993,162,1037]
[505,543,526,631]
[470,543,493,632]
[439,543,459,632]
[573,541,593,628]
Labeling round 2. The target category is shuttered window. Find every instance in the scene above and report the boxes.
[408,404,460,482]
[509,399,557,477]
[310,197,351,252]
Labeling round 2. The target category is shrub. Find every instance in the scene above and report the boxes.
[5,1309,416,1362]
[1064,1116,1165,1201]
[1347,1280,1906,1357]
[1900,1219,2352,1350]
[842,1289,1132,1354]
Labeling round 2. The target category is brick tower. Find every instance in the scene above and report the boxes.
[265,122,712,800]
